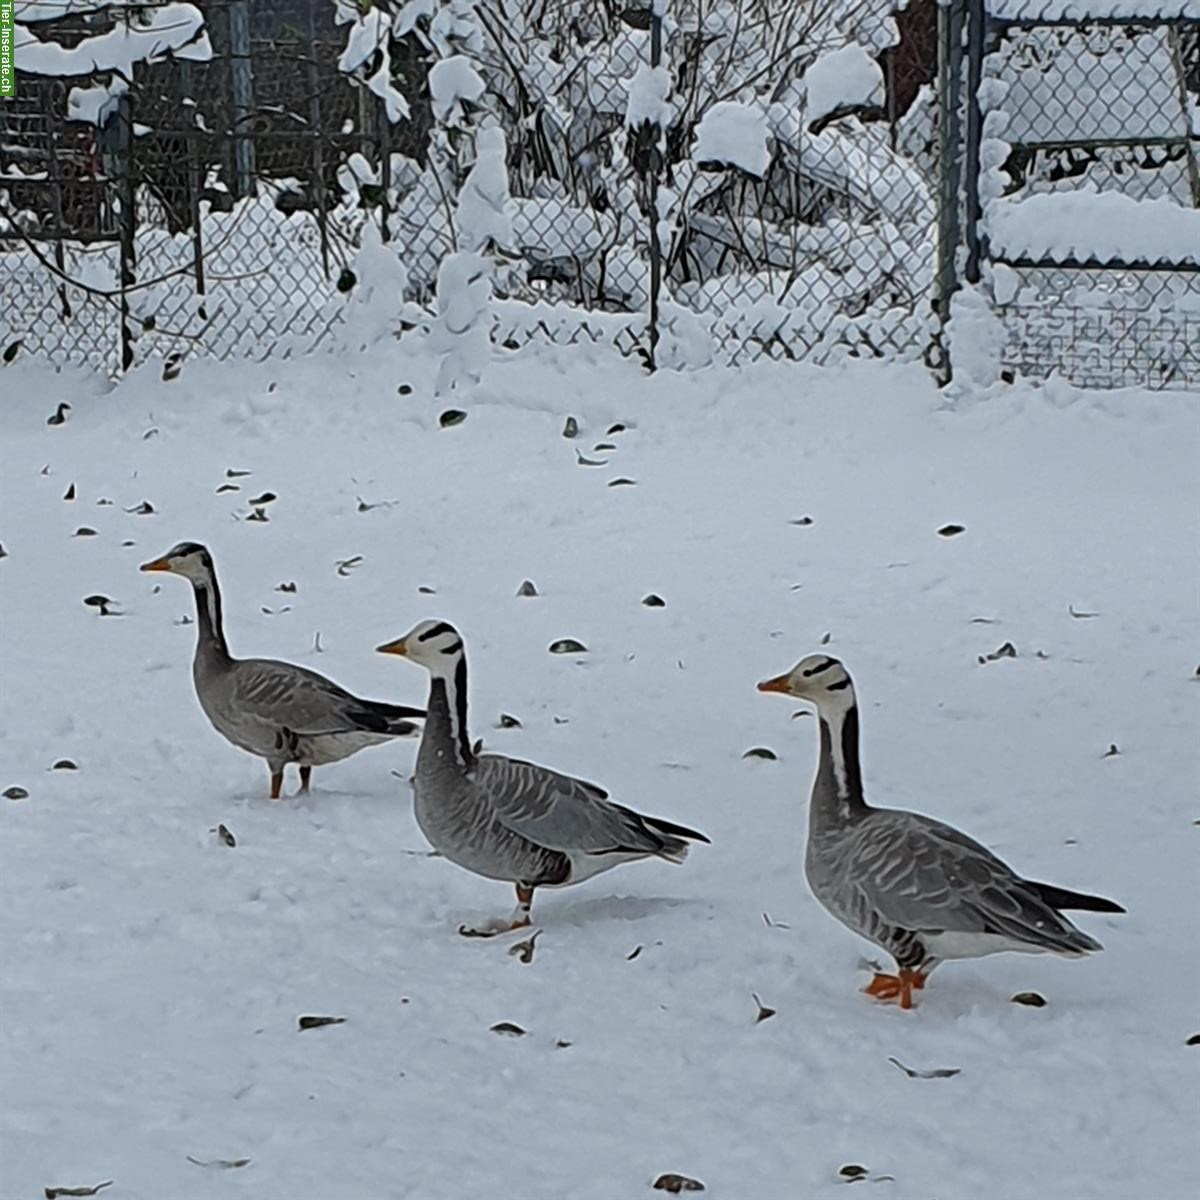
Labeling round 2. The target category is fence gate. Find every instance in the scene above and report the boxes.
[946,0,1200,389]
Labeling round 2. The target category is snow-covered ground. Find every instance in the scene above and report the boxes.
[1,343,1198,1200]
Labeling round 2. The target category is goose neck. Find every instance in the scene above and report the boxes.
[810,703,868,831]
[421,658,474,770]
[192,570,230,662]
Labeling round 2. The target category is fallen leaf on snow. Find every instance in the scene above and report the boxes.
[888,1056,960,1080]
[1011,991,1047,1007]
[489,1021,526,1037]
[297,1015,346,1031]
[652,1172,705,1193]
[508,930,542,964]
[751,992,776,1023]
[549,639,587,654]
[742,747,777,761]
[43,1183,112,1199]
[186,1156,250,1170]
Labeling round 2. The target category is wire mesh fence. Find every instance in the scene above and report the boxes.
[0,0,1196,386]
[958,0,1200,387]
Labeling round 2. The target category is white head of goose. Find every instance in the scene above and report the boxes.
[377,619,709,937]
[140,541,424,799]
[758,653,1124,1010]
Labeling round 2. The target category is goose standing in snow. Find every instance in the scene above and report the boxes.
[141,542,424,798]
[758,654,1124,1008]
[376,620,709,935]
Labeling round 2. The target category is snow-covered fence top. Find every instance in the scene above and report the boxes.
[985,192,1200,265]
[988,0,1200,20]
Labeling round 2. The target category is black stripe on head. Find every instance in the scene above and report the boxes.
[442,640,463,654]
[803,657,838,677]
[418,621,457,643]
[826,677,852,691]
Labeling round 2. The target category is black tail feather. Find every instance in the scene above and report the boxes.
[1027,880,1126,914]
[641,812,711,846]
[351,700,426,735]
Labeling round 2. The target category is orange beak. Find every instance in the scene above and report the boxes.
[376,636,409,657]
[757,672,793,695]
[139,557,173,572]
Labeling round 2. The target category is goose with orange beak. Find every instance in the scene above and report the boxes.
[140,541,423,798]
[758,654,1123,1009]
[377,620,709,936]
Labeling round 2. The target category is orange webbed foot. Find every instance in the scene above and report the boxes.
[864,968,926,1009]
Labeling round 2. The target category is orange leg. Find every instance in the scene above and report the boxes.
[458,884,535,938]
[864,968,928,1010]
[299,765,312,794]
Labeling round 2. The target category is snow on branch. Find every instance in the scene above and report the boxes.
[15,3,210,77]
[14,2,212,125]
[804,44,884,126]
[693,102,770,177]
[335,0,427,123]
[430,54,486,126]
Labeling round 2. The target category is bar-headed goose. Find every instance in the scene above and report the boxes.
[141,541,423,798]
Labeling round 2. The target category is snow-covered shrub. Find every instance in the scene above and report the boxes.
[333,0,936,365]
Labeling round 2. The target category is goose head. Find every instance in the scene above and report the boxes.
[758,653,856,712]
[376,620,465,678]
[139,541,216,586]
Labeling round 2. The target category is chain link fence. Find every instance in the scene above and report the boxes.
[1,0,396,370]
[951,0,1200,387]
[1,1,1196,385]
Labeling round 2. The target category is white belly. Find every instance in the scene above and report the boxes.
[923,930,1053,961]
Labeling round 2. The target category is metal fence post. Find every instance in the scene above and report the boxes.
[115,92,137,373]
[646,6,663,373]
[228,0,257,198]
[180,61,207,320]
[378,95,392,243]
[304,0,330,278]
[963,0,986,284]
[47,122,72,322]
[1166,25,1200,207]
[932,0,965,383]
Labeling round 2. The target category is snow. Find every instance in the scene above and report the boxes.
[429,54,486,127]
[15,0,119,21]
[15,2,212,127]
[455,126,514,255]
[1,342,1198,1200]
[431,251,491,393]
[336,5,411,124]
[67,79,126,127]
[14,3,211,79]
[624,63,673,129]
[985,191,1200,265]
[692,102,771,178]
[804,44,885,126]
[986,25,1184,146]
[988,0,1200,18]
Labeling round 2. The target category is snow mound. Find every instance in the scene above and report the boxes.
[625,63,673,128]
[805,44,884,125]
[693,102,771,178]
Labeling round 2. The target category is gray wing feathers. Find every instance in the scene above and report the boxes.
[846,813,1101,954]
[231,658,417,737]
[471,755,683,858]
